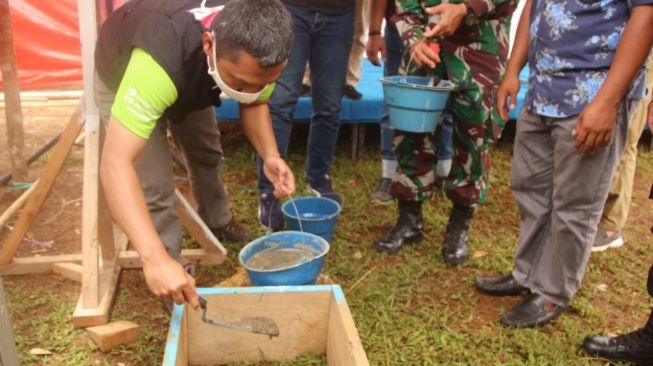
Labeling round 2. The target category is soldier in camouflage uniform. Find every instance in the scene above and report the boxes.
[374,0,516,265]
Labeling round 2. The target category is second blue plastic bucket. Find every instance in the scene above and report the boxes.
[239,231,330,286]
[381,76,454,133]
[281,197,341,242]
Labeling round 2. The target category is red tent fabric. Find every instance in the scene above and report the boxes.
[1,0,127,91]
[2,0,82,90]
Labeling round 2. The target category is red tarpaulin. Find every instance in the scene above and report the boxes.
[1,0,126,91]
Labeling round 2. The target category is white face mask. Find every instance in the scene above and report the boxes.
[207,34,266,104]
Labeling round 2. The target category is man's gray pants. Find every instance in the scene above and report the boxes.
[94,75,231,260]
[511,104,629,306]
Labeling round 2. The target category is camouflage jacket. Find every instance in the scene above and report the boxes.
[391,0,515,51]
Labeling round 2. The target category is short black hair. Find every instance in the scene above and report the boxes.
[212,0,294,67]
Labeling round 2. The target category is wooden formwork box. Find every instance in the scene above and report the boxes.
[163,285,369,366]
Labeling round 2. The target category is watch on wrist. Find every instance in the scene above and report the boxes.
[368,30,382,37]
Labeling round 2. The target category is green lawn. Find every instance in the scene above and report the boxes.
[4,125,653,365]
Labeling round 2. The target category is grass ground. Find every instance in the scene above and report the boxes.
[3,123,653,365]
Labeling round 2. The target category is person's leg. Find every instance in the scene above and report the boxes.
[475,109,552,296]
[371,23,403,204]
[441,83,493,265]
[436,112,454,178]
[344,0,368,99]
[305,9,355,204]
[594,99,646,250]
[256,3,312,229]
[523,102,628,308]
[373,130,436,253]
[510,109,554,286]
[170,107,250,242]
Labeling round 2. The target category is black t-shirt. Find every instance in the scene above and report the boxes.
[95,0,224,122]
[282,0,354,15]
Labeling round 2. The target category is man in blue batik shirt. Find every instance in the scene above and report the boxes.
[474,0,653,328]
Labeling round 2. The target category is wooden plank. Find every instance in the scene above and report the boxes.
[0,249,220,275]
[175,189,227,260]
[162,303,188,366]
[86,320,140,352]
[326,287,369,366]
[81,112,101,308]
[0,101,84,265]
[52,262,83,282]
[118,249,224,269]
[0,254,82,275]
[0,178,38,228]
[186,290,332,365]
[73,259,121,328]
[97,122,117,261]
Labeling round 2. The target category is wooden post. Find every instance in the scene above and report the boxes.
[0,102,84,265]
[0,0,28,182]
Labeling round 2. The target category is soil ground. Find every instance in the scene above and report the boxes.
[1,101,652,365]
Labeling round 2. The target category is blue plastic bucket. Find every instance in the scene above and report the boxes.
[281,197,341,242]
[381,76,454,133]
[239,231,330,286]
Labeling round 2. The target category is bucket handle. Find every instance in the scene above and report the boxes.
[287,196,304,233]
[266,195,304,234]
[401,39,441,87]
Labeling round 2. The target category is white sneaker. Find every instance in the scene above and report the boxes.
[592,229,624,252]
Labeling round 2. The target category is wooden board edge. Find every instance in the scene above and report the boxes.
[0,248,223,276]
[163,302,188,366]
[326,287,370,366]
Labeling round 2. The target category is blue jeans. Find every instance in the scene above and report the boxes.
[380,23,404,161]
[257,3,354,192]
[438,112,453,161]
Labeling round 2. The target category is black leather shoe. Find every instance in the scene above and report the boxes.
[344,85,363,100]
[475,274,530,296]
[583,330,653,365]
[500,293,566,328]
[442,204,474,266]
[374,200,423,254]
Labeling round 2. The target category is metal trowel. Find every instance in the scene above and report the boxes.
[198,296,280,337]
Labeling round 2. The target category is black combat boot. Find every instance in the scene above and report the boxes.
[374,200,423,254]
[442,203,474,266]
[583,309,653,364]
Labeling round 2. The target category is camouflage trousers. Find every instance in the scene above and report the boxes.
[390,44,506,207]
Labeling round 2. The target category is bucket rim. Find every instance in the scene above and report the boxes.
[380,76,455,91]
[281,196,342,221]
[238,231,331,273]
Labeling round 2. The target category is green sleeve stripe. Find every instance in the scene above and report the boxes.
[256,83,276,102]
[111,48,178,139]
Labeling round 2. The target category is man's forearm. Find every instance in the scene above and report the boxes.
[593,5,653,108]
[101,119,169,264]
[505,0,530,77]
[369,0,388,33]
[239,103,281,160]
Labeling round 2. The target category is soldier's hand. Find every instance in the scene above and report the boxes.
[573,100,617,155]
[496,72,520,121]
[409,40,441,68]
[366,34,385,67]
[424,3,467,38]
